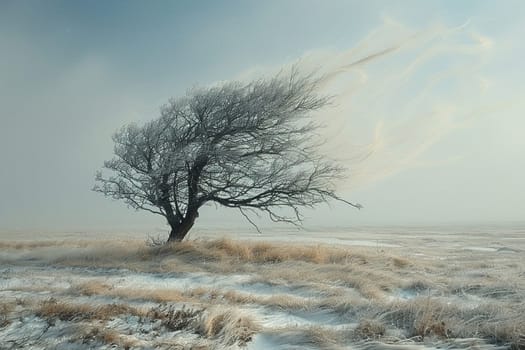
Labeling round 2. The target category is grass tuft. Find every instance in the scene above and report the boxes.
[36,298,142,321]
[159,305,203,332]
[354,319,386,339]
[143,237,380,266]
[0,303,14,328]
[199,307,260,346]
[75,326,135,348]
[3,236,524,349]
[74,281,190,303]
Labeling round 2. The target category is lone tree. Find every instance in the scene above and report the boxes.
[94,70,361,242]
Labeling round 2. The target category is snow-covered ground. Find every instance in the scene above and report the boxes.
[1,225,524,349]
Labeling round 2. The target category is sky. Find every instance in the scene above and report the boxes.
[1,0,524,233]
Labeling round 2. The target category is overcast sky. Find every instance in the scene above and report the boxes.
[1,0,524,232]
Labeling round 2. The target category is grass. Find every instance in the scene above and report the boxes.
[35,298,144,321]
[146,304,259,347]
[378,297,525,348]
[354,319,386,340]
[74,325,142,350]
[260,326,347,349]
[74,280,193,303]
[158,305,203,331]
[1,236,524,349]
[73,280,313,310]
[0,303,14,328]
[149,237,376,265]
[199,307,260,346]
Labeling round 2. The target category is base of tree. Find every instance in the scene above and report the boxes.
[166,220,195,243]
[166,234,185,243]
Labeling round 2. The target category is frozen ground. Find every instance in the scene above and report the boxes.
[0,225,524,349]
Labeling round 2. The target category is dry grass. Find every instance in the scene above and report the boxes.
[146,304,260,347]
[379,298,459,340]
[354,319,386,340]
[74,326,139,349]
[6,239,143,250]
[0,240,78,250]
[220,289,311,309]
[391,256,411,268]
[6,237,414,294]
[377,297,525,348]
[0,303,14,328]
[51,238,525,348]
[317,296,371,315]
[199,307,260,346]
[103,287,189,303]
[36,298,143,321]
[304,326,350,348]
[263,326,346,349]
[3,236,525,349]
[157,305,203,331]
[255,261,398,300]
[74,280,314,312]
[159,238,372,265]
[74,280,192,303]
[73,280,112,296]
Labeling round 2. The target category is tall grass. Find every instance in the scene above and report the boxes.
[2,236,524,349]
[36,299,144,321]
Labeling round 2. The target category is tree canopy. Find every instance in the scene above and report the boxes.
[94,70,361,242]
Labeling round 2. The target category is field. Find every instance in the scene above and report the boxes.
[0,225,524,349]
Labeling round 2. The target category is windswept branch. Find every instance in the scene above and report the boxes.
[94,68,361,242]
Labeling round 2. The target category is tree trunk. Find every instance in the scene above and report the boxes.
[167,160,204,243]
[166,210,198,242]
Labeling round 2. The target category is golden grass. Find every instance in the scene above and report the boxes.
[317,296,370,315]
[302,325,344,347]
[73,280,112,296]
[255,262,397,300]
[161,237,372,265]
[73,280,312,310]
[221,290,312,309]
[391,256,411,268]
[35,298,143,321]
[381,297,457,339]
[142,304,206,336]
[145,304,259,347]
[377,297,525,348]
[263,326,346,349]
[3,236,525,349]
[3,237,417,291]
[199,307,260,346]
[101,287,189,303]
[73,280,192,303]
[0,303,14,328]
[0,240,64,250]
[354,319,386,340]
[75,326,139,349]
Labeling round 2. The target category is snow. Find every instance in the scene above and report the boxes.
[1,225,523,349]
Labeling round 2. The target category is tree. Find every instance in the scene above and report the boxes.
[94,70,361,242]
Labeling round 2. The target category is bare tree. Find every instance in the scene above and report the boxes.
[94,70,361,242]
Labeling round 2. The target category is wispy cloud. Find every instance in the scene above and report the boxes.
[281,19,498,189]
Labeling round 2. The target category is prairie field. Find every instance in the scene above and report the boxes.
[0,225,524,349]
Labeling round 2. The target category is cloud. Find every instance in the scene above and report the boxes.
[285,19,496,189]
[228,17,507,194]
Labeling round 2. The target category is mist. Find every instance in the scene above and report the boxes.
[1,1,524,232]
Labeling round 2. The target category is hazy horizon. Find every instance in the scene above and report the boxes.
[1,0,524,232]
